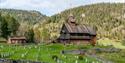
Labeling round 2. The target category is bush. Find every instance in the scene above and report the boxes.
[52,55,58,61]
[78,55,84,60]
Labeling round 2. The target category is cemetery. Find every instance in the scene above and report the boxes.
[0,43,124,63]
[0,43,103,63]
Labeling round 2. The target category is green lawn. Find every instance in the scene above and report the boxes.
[97,50,125,63]
[97,38,125,49]
[0,43,100,63]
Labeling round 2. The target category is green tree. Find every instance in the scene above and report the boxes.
[5,15,20,36]
[0,16,10,39]
[0,13,2,36]
[8,17,19,35]
[25,29,35,43]
[41,27,50,42]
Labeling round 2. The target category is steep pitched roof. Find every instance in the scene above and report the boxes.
[64,23,96,35]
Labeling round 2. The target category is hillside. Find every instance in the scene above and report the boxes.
[0,9,47,36]
[0,3,125,42]
[0,9,47,24]
[36,3,125,42]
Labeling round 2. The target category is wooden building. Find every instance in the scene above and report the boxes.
[57,15,96,45]
[8,36,26,44]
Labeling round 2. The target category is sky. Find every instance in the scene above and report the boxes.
[0,0,125,16]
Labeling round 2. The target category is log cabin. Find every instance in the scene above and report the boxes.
[8,36,26,44]
[57,15,97,46]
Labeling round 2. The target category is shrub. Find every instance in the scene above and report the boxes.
[78,55,84,60]
[52,55,58,61]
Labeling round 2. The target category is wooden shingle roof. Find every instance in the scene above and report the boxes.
[64,23,96,35]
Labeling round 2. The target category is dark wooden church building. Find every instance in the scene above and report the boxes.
[57,15,97,45]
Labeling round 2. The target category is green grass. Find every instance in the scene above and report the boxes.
[97,38,125,49]
[1,43,125,63]
[97,50,125,63]
[0,43,100,63]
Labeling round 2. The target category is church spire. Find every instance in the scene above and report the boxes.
[67,14,76,24]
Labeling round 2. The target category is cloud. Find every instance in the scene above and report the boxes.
[0,0,7,3]
[0,0,125,16]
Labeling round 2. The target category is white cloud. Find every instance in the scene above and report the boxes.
[111,0,125,3]
[30,1,55,8]
[0,0,125,16]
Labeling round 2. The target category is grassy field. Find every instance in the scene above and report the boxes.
[96,38,125,63]
[97,51,125,63]
[0,43,100,63]
[0,42,125,63]
[97,38,125,49]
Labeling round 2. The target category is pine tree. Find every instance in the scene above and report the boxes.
[0,17,10,39]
